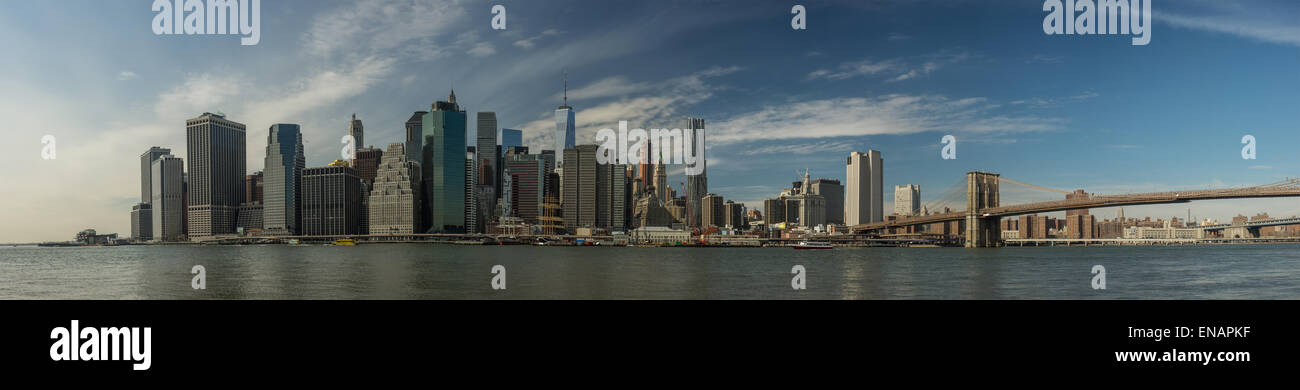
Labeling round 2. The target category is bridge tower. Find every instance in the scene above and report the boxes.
[965,171,1001,248]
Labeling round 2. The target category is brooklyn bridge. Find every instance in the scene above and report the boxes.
[851,172,1300,247]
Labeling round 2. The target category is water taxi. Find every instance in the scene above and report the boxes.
[792,241,833,250]
[331,238,358,246]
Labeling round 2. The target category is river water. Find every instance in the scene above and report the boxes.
[1,244,1298,299]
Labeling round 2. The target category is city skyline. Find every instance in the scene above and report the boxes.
[3,0,1299,242]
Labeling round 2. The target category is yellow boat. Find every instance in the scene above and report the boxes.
[331,238,358,246]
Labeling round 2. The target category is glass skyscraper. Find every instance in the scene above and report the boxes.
[421,90,468,234]
[264,124,305,235]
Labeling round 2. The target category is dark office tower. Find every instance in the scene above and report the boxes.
[404,111,428,165]
[186,113,246,239]
[562,145,598,232]
[140,147,171,204]
[151,155,185,242]
[596,162,629,231]
[701,194,724,229]
[724,200,745,229]
[348,113,365,152]
[354,147,383,189]
[809,178,844,225]
[244,171,263,204]
[131,204,152,242]
[264,124,305,235]
[505,157,545,223]
[539,150,557,199]
[763,198,785,227]
[684,117,707,228]
[465,148,478,234]
[301,161,363,236]
[354,147,383,235]
[476,112,498,232]
[419,90,467,234]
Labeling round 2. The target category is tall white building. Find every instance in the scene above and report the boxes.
[894,184,920,217]
[845,150,883,225]
[369,143,421,235]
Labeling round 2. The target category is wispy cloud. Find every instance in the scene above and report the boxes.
[1157,6,1300,47]
[116,71,138,81]
[712,94,1060,144]
[513,29,561,49]
[807,50,970,82]
[740,140,856,155]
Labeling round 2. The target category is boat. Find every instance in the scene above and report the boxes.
[792,241,833,250]
[331,238,358,246]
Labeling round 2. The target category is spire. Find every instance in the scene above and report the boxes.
[563,70,568,107]
[449,88,457,104]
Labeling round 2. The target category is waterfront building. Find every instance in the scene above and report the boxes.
[151,154,185,242]
[263,124,305,235]
[504,157,545,223]
[186,112,246,238]
[140,147,171,204]
[131,203,152,242]
[475,112,499,232]
[562,145,598,232]
[419,90,467,234]
[629,226,691,244]
[684,117,707,229]
[845,150,883,225]
[301,161,363,236]
[369,143,421,235]
[237,202,263,232]
[724,200,745,229]
[701,193,724,229]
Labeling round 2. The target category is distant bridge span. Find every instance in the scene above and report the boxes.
[851,173,1300,247]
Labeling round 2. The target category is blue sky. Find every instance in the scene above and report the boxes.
[2,0,1298,242]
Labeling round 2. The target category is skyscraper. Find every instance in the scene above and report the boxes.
[405,111,428,165]
[348,114,365,151]
[186,112,246,239]
[684,117,707,229]
[499,128,523,150]
[596,163,629,231]
[894,184,920,217]
[421,90,467,233]
[369,143,421,235]
[140,147,171,204]
[562,145,598,232]
[505,156,545,223]
[245,171,263,204]
[809,178,844,225]
[475,112,499,232]
[701,193,724,229]
[845,150,883,225]
[264,124,305,235]
[151,154,185,242]
[302,161,363,236]
[555,75,576,165]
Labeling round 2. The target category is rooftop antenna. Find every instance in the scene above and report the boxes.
[563,70,568,107]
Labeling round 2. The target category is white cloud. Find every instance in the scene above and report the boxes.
[116,71,138,81]
[712,94,1059,145]
[467,42,496,57]
[1158,9,1300,47]
[301,0,468,59]
[513,29,561,49]
[807,51,969,82]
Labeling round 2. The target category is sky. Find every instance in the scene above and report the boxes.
[1,0,1298,242]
